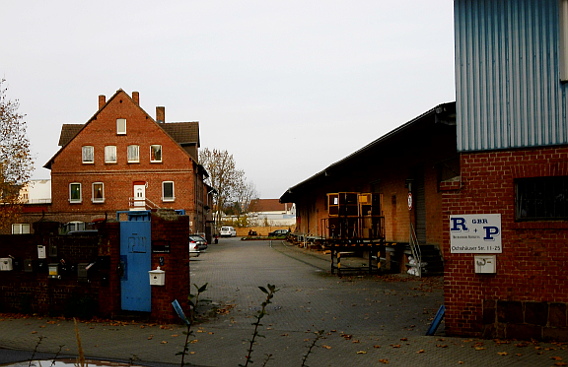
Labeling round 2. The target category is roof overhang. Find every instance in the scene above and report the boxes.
[279,102,456,203]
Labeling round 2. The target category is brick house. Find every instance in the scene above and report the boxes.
[443,0,568,340]
[43,89,211,234]
[280,103,457,274]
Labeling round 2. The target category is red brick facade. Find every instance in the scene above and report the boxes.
[45,90,207,233]
[442,147,568,340]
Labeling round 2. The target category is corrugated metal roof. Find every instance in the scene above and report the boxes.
[455,0,568,151]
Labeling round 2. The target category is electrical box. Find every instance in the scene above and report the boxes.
[149,266,165,286]
[474,255,496,274]
[0,258,13,271]
[23,259,33,272]
[78,263,90,281]
[48,263,61,279]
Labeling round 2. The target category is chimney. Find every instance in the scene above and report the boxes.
[98,95,106,110]
[132,91,139,105]
[156,106,165,123]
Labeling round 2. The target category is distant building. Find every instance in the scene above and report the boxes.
[19,179,51,204]
[246,199,296,227]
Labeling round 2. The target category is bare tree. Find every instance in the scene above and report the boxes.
[199,148,257,230]
[0,79,34,232]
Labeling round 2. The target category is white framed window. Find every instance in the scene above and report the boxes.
[127,145,139,163]
[12,223,30,234]
[69,183,82,203]
[66,221,85,232]
[82,146,94,164]
[92,182,105,203]
[105,146,117,163]
[150,145,162,163]
[117,118,126,134]
[162,181,175,202]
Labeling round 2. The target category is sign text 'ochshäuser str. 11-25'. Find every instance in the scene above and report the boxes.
[449,214,502,253]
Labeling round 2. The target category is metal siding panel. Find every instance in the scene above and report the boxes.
[455,0,568,151]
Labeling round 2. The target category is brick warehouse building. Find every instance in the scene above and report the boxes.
[280,102,457,275]
[42,89,211,235]
[443,0,568,340]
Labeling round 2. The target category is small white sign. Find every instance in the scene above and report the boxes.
[450,214,502,253]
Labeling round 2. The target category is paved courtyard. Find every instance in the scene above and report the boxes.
[0,237,567,366]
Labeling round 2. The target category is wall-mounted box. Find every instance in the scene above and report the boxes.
[474,255,496,274]
[48,263,61,279]
[78,263,90,281]
[23,259,33,272]
[37,245,46,259]
[0,258,13,271]
[149,266,165,286]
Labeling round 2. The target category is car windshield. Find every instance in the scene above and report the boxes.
[189,236,203,241]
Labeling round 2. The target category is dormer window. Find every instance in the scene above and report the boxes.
[117,118,126,135]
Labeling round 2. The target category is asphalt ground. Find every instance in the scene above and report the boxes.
[1,237,567,366]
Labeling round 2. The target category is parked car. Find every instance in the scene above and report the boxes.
[219,226,237,237]
[268,229,290,237]
[189,235,208,250]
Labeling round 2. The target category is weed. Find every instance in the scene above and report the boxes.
[188,283,209,323]
[29,336,45,367]
[239,284,278,367]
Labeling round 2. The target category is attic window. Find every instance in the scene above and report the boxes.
[82,146,94,164]
[117,118,126,135]
[150,145,162,163]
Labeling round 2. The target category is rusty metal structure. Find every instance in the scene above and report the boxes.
[320,192,385,275]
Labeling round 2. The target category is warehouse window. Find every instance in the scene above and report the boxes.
[516,176,568,220]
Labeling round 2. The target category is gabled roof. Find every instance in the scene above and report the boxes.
[161,122,200,147]
[57,121,199,147]
[248,199,287,213]
[279,102,456,203]
[58,124,83,146]
[45,89,200,169]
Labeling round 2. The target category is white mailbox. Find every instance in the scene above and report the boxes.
[37,245,46,259]
[149,266,165,286]
[0,258,13,271]
[474,255,496,274]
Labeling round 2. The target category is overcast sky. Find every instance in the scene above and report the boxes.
[1,1,455,199]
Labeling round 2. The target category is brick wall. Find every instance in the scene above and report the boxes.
[150,211,190,323]
[0,213,190,323]
[442,146,568,340]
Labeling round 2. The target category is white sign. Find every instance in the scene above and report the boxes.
[450,214,502,253]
